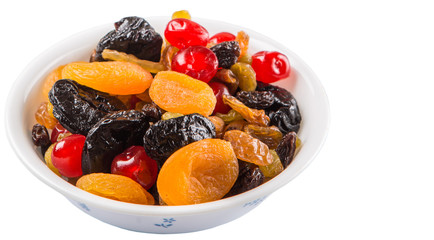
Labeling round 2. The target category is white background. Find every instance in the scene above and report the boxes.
[1,0,433,239]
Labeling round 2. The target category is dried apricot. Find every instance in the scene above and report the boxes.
[42,64,65,100]
[223,130,273,166]
[76,173,154,205]
[157,139,238,205]
[149,71,216,116]
[61,61,153,95]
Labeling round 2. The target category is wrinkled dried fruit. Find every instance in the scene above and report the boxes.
[244,124,283,149]
[35,102,58,129]
[92,16,162,62]
[31,123,51,155]
[102,49,165,73]
[144,113,216,164]
[207,116,225,138]
[224,119,248,133]
[157,139,238,205]
[215,109,244,124]
[140,102,163,122]
[213,69,239,95]
[161,112,184,120]
[236,90,275,109]
[61,61,153,95]
[270,106,302,134]
[225,161,264,197]
[235,31,249,58]
[44,144,61,176]
[160,44,179,70]
[42,65,66,100]
[223,130,273,166]
[259,150,283,178]
[81,110,151,174]
[256,81,300,111]
[230,62,256,92]
[222,95,269,126]
[210,41,240,69]
[275,132,298,168]
[149,71,216,116]
[49,79,126,135]
[76,173,154,205]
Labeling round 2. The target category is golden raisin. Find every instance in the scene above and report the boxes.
[244,124,283,149]
[235,31,249,58]
[157,139,238,205]
[35,102,57,129]
[207,116,225,138]
[44,144,61,176]
[223,130,273,166]
[222,95,269,126]
[172,10,191,19]
[259,150,284,178]
[76,173,154,205]
[61,61,153,95]
[101,49,165,74]
[149,71,216,116]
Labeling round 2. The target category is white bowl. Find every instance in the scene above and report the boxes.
[5,16,330,233]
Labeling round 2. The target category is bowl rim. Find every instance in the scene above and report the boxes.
[5,16,330,216]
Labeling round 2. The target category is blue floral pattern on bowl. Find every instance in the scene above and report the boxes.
[154,218,176,228]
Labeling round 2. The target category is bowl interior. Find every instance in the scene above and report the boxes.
[6,16,329,215]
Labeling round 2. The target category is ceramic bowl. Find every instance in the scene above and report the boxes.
[5,16,330,233]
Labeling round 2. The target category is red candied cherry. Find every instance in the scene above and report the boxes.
[208,82,231,114]
[51,122,70,143]
[171,46,218,83]
[111,146,158,190]
[164,18,209,49]
[208,32,236,46]
[251,51,291,83]
[51,134,86,178]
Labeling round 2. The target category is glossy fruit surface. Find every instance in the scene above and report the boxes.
[51,122,70,143]
[208,82,231,114]
[157,139,238,205]
[111,146,158,190]
[51,134,85,178]
[149,71,216,116]
[171,46,218,83]
[208,32,236,47]
[251,51,291,83]
[164,18,209,49]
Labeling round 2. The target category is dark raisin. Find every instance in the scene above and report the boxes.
[225,161,264,198]
[92,16,163,62]
[141,102,164,122]
[236,90,275,109]
[48,79,126,135]
[81,110,150,174]
[143,113,216,166]
[275,132,297,168]
[210,41,241,69]
[31,124,51,155]
[269,105,301,134]
[256,81,298,111]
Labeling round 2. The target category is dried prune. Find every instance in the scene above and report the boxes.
[92,16,163,62]
[269,105,301,134]
[210,41,240,69]
[81,110,151,174]
[48,79,126,135]
[143,114,216,165]
[236,90,275,109]
[31,123,51,155]
[225,161,264,198]
[275,132,297,168]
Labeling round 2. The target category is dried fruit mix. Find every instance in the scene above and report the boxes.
[30,11,302,206]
